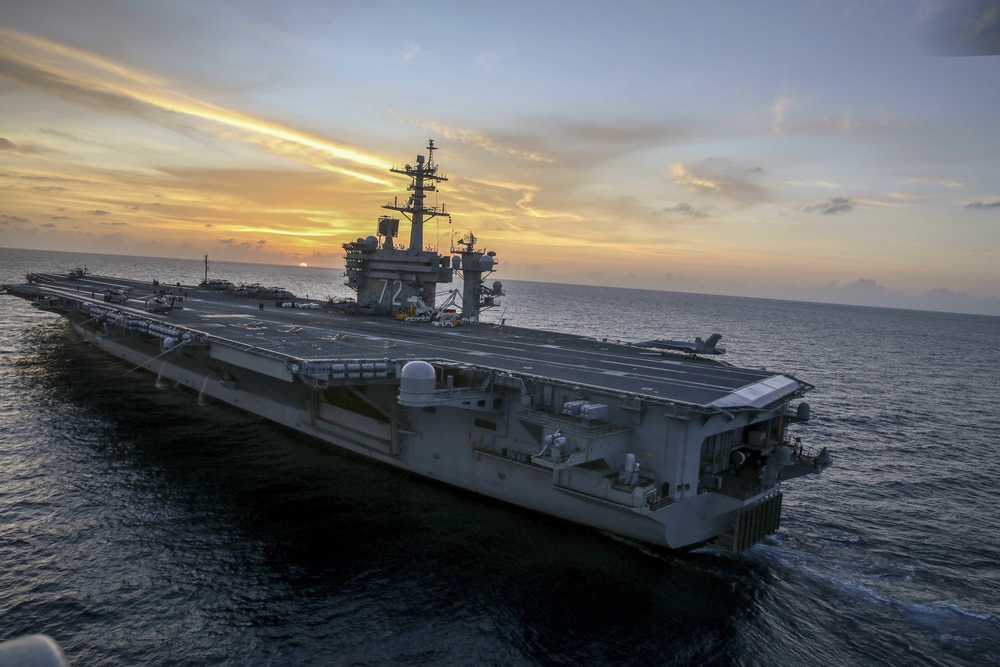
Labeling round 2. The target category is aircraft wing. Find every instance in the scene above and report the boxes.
[634,333,726,355]
[635,339,696,352]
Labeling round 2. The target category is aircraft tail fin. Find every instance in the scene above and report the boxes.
[696,333,724,353]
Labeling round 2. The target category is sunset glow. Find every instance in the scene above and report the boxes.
[1,3,999,314]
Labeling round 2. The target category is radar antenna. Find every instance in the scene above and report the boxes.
[383,138,450,252]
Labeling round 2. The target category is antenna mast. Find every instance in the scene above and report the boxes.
[383,139,450,252]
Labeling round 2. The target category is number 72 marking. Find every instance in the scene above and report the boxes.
[378,279,403,306]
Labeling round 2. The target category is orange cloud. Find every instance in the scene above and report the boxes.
[0,27,390,184]
[395,114,555,163]
[671,164,721,192]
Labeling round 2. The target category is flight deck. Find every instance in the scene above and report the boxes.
[11,272,787,410]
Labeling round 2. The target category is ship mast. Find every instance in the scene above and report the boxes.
[382,139,450,253]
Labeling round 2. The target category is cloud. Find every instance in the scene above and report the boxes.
[805,197,855,215]
[400,115,689,167]
[898,173,965,188]
[219,238,235,244]
[768,91,898,138]
[809,110,895,134]
[400,43,422,62]
[841,277,887,297]
[0,136,42,154]
[765,278,1000,316]
[257,239,267,245]
[671,159,768,204]
[100,221,127,226]
[399,116,555,163]
[922,288,1000,315]
[771,94,795,135]
[38,127,86,141]
[886,191,930,202]
[0,27,391,185]
[87,209,110,215]
[552,120,690,155]
[672,165,720,192]
[653,202,708,218]
[1,214,31,223]
[477,49,510,70]
[921,0,1000,56]
[965,199,1000,209]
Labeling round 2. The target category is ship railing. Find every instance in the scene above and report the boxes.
[552,483,639,509]
[529,450,587,470]
[201,333,291,361]
[433,386,494,401]
[31,294,76,311]
[552,475,661,510]
[645,491,676,511]
[513,405,632,439]
[484,446,532,465]
[699,475,778,501]
[781,438,829,467]
[492,373,525,392]
[289,359,393,381]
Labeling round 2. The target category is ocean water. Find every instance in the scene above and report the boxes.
[1,247,998,666]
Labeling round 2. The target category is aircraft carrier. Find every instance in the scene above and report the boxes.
[2,141,831,553]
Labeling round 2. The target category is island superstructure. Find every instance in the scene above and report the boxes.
[343,140,501,322]
[2,141,830,553]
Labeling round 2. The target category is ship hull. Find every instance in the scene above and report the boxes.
[61,314,765,551]
[69,321,682,547]
[4,271,826,553]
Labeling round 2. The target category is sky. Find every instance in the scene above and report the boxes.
[2,1,999,315]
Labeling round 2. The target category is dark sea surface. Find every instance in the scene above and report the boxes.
[2,247,998,666]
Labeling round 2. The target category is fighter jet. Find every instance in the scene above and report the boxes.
[634,333,726,356]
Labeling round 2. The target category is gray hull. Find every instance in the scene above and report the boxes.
[0,275,829,553]
[3,142,830,552]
